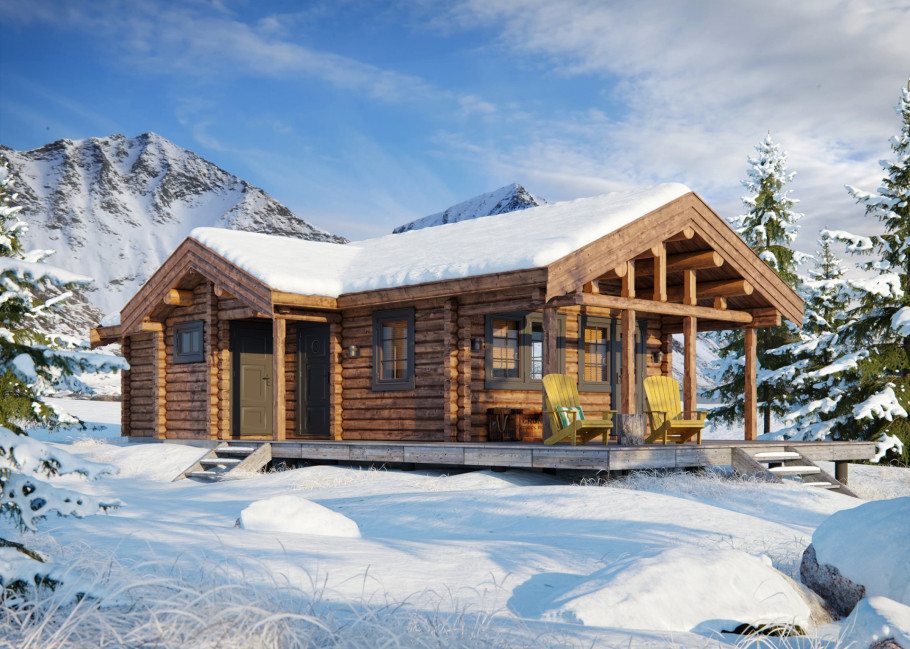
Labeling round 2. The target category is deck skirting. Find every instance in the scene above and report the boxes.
[129,438,876,472]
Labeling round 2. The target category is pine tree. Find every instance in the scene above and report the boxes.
[808,81,910,463]
[707,135,804,433]
[763,231,851,441]
[0,162,123,594]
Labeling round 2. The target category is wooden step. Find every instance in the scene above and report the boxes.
[752,451,801,461]
[802,481,838,489]
[769,465,821,475]
[186,470,223,480]
[218,446,256,455]
[200,458,241,466]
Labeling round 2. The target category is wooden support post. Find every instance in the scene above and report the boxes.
[835,461,849,485]
[744,326,757,441]
[121,336,132,437]
[273,317,287,441]
[154,330,166,439]
[621,309,636,414]
[206,285,218,440]
[621,261,635,298]
[713,297,727,310]
[653,244,667,302]
[443,298,459,442]
[329,321,343,440]
[660,333,673,377]
[683,316,697,414]
[542,307,560,439]
[683,269,696,306]
[457,315,472,442]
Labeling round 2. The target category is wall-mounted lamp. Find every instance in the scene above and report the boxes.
[345,344,360,359]
[471,337,483,352]
[651,350,664,364]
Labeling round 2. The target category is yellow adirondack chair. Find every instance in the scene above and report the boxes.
[642,376,707,444]
[542,373,614,445]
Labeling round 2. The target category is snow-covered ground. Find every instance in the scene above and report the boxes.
[4,397,910,648]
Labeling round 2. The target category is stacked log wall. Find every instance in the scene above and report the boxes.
[163,282,217,439]
[124,332,158,437]
[339,300,448,441]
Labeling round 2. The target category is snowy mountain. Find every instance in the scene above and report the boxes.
[392,183,546,233]
[0,133,346,324]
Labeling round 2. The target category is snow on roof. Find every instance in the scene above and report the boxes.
[190,183,690,298]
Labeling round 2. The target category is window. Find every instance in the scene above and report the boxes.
[577,314,647,410]
[372,308,415,391]
[578,316,612,392]
[174,320,204,364]
[485,312,564,389]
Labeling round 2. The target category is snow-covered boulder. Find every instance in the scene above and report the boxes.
[239,495,361,538]
[801,498,910,617]
[837,597,910,649]
[523,547,812,633]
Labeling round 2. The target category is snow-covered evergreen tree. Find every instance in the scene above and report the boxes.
[707,135,804,433]
[762,231,852,441]
[801,82,910,463]
[0,162,123,594]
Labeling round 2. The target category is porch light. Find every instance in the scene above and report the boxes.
[346,344,360,359]
[471,337,483,352]
[652,350,664,364]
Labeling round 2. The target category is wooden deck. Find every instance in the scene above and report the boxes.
[138,438,876,472]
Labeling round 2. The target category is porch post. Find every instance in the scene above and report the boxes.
[542,306,559,439]
[272,316,287,441]
[744,326,757,441]
[683,316,697,414]
[621,309,636,413]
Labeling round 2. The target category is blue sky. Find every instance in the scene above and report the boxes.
[1,1,908,246]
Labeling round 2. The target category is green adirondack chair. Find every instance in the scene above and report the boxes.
[642,376,707,444]
[542,373,614,445]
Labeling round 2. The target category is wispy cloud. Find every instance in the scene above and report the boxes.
[432,0,910,251]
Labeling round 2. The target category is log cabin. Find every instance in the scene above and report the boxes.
[91,184,803,445]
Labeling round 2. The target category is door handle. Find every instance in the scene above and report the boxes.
[262,377,271,386]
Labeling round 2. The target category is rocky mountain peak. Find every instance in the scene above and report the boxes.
[1,133,347,325]
[392,183,547,234]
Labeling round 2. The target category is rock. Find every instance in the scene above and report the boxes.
[800,543,865,618]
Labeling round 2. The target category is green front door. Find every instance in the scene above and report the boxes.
[297,323,331,437]
[231,322,273,436]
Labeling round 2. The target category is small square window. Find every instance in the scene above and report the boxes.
[174,320,204,364]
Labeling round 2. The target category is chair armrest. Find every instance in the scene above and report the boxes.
[599,410,616,422]
[681,411,709,422]
[644,410,669,427]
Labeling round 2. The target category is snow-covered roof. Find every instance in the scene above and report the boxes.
[190,183,691,298]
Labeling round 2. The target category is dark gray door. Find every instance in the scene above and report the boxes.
[297,323,331,438]
[231,322,273,436]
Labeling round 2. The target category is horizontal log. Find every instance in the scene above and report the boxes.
[549,292,753,324]
[665,279,753,302]
[635,250,724,275]
[163,288,194,307]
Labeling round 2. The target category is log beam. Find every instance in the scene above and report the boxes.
[163,289,194,307]
[744,326,757,441]
[666,227,695,242]
[213,286,234,299]
[666,278,753,303]
[635,250,723,276]
[548,292,753,324]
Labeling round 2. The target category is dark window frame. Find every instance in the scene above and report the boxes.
[173,320,204,364]
[371,308,416,391]
[577,314,648,410]
[577,315,614,394]
[484,312,565,390]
